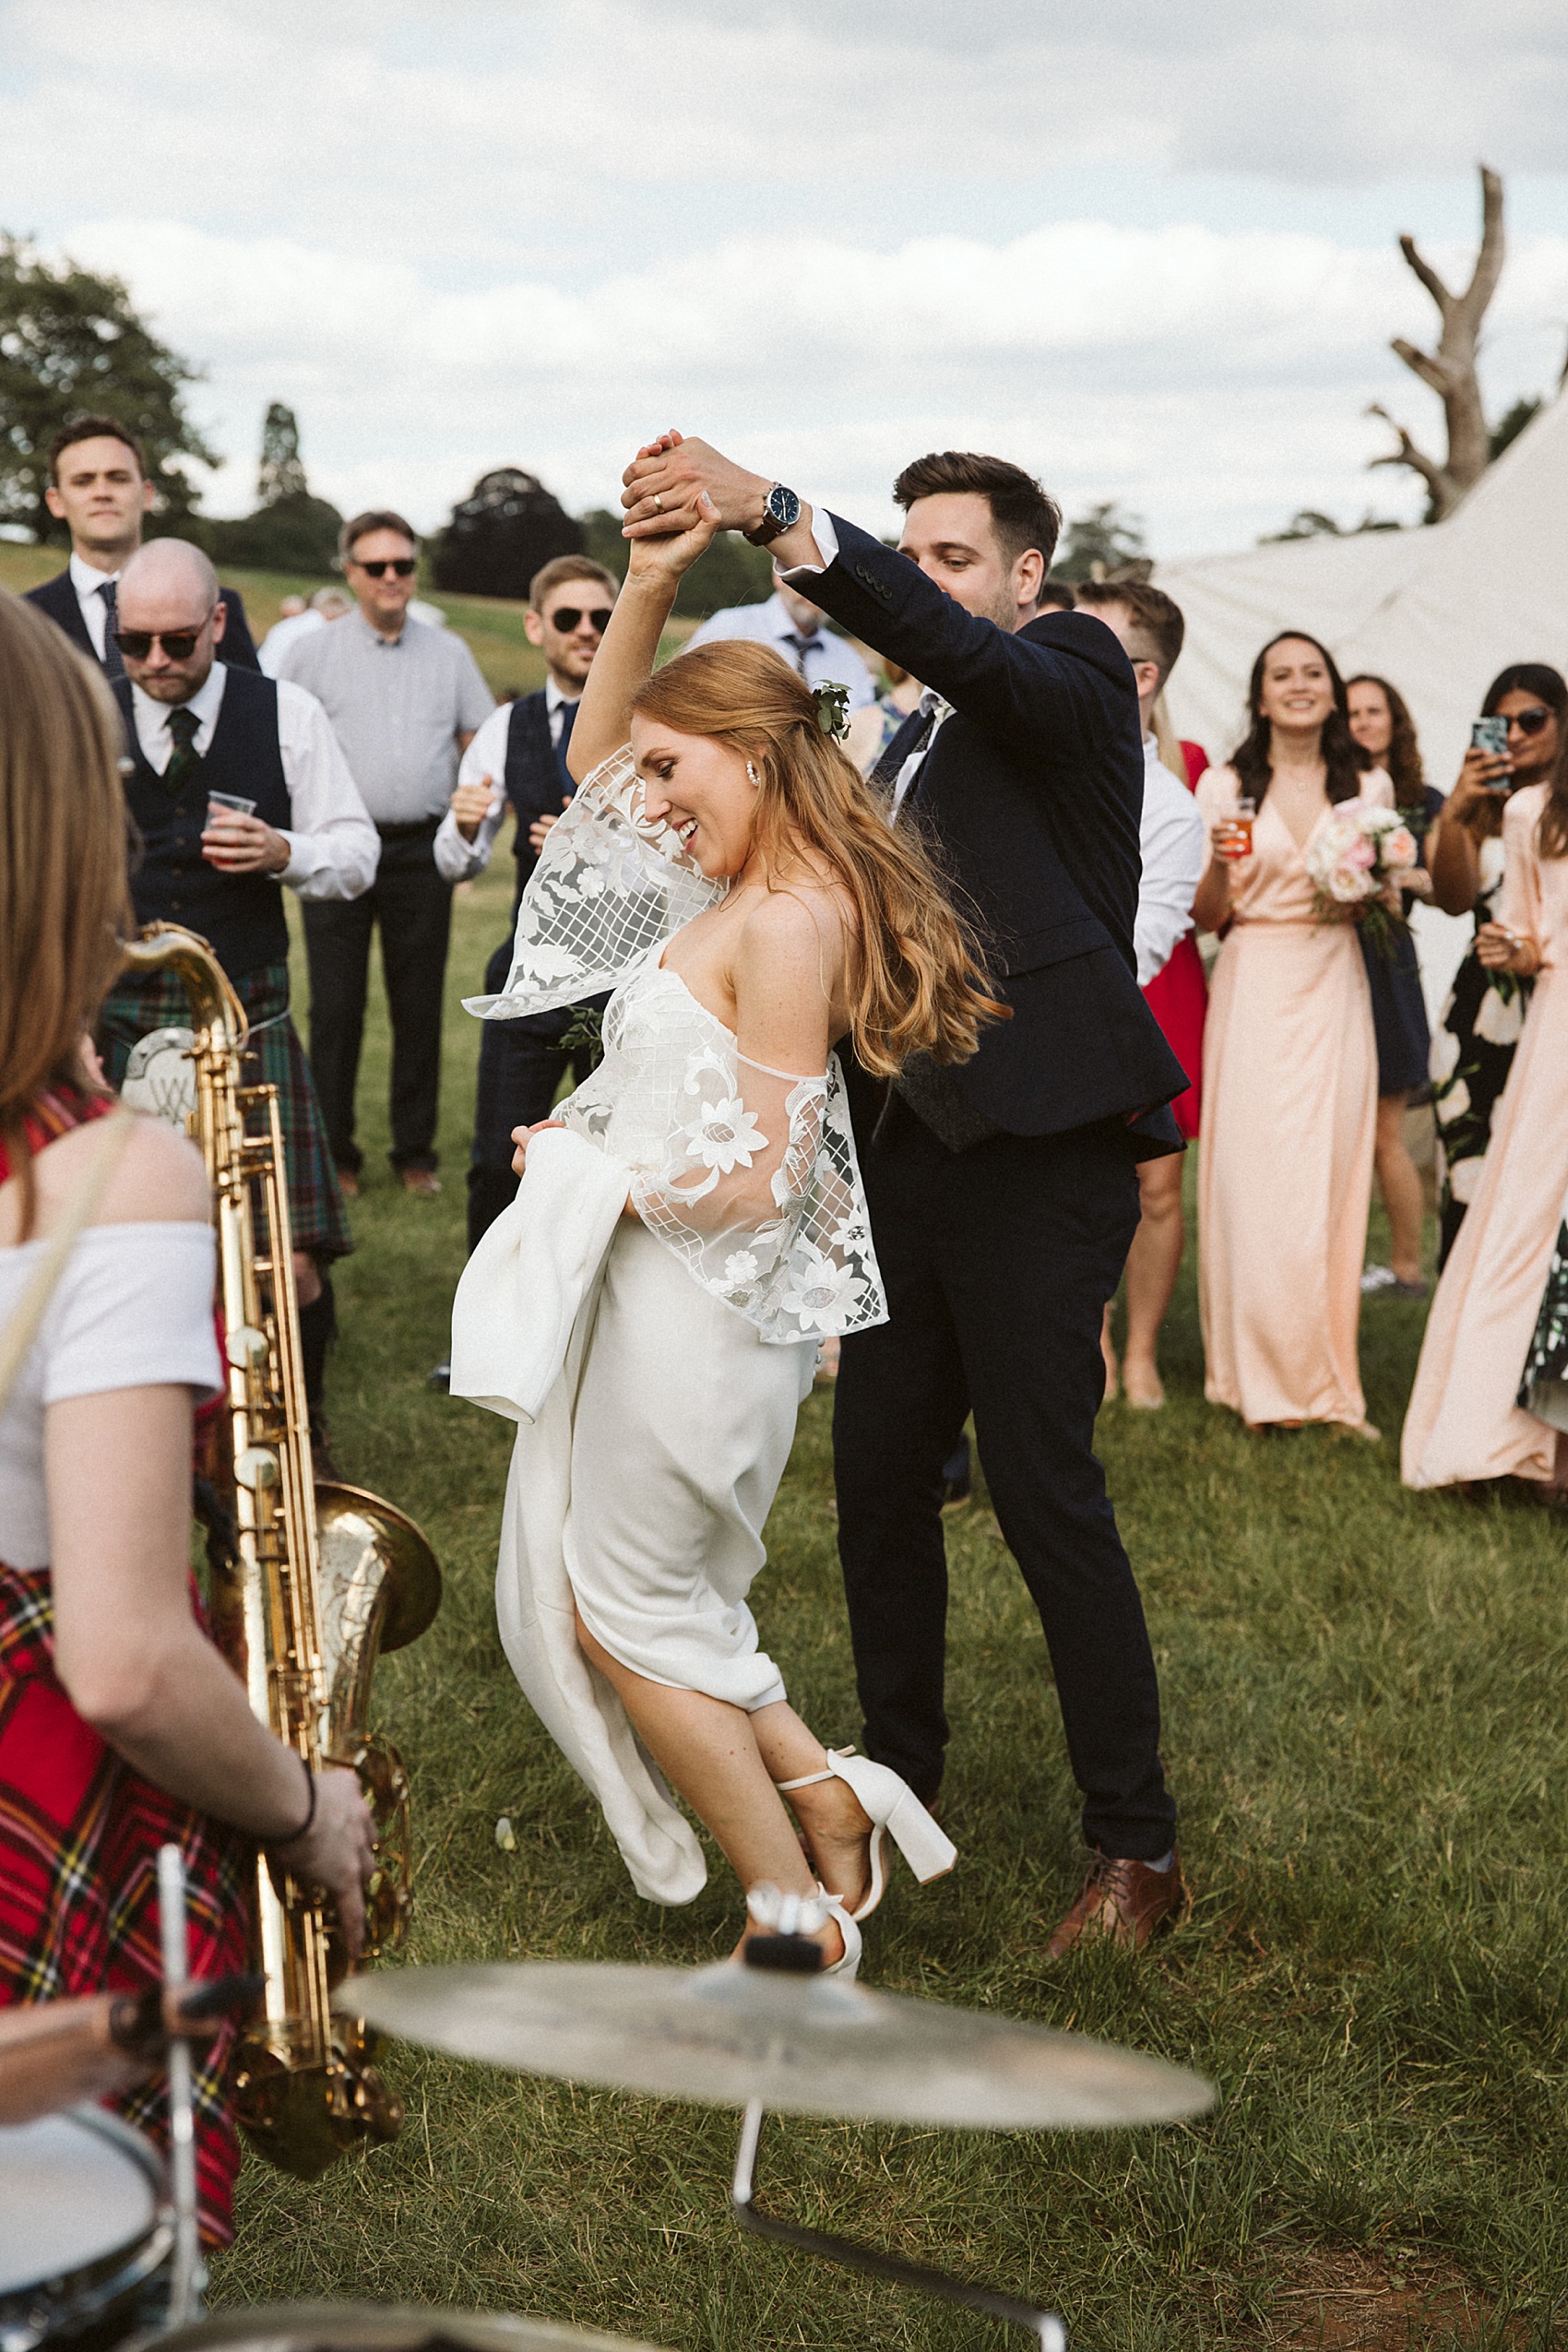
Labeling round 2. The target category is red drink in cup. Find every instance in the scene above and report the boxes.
[1228,797,1256,856]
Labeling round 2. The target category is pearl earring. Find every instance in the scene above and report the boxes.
[746,761,761,789]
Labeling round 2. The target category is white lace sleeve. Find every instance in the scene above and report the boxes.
[464,745,726,1019]
[639,1042,883,1344]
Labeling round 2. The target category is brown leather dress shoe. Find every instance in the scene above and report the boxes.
[1046,1851,1185,1958]
[401,1168,442,1197]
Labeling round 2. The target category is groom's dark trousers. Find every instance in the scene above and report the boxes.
[798,514,1188,1862]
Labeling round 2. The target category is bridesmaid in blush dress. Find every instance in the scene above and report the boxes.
[1193,633,1392,1438]
[1402,762,1568,1494]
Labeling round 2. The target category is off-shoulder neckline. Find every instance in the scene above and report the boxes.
[647,956,826,1086]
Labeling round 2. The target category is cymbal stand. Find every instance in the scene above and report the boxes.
[156,1845,202,2329]
[731,2098,1066,2352]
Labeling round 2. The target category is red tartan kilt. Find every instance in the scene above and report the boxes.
[0,1564,253,2247]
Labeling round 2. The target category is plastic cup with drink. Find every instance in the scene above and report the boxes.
[1216,796,1256,861]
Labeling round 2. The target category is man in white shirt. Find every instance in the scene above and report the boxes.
[95,537,378,1461]
[25,415,261,673]
[687,571,877,708]
[258,586,352,677]
[1075,581,1206,1412]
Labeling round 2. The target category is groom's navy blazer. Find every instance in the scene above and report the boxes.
[805,515,1186,1142]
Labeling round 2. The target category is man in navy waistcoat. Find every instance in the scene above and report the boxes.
[434,554,621,1254]
[621,434,1189,1956]
[96,539,377,1464]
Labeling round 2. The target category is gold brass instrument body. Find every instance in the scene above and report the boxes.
[120,924,441,2179]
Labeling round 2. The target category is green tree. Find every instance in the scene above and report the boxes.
[210,399,341,576]
[0,232,217,540]
[1050,500,1147,584]
[257,400,309,505]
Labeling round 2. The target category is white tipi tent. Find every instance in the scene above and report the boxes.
[1155,390,1568,1011]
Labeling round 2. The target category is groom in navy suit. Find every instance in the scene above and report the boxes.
[623,436,1187,1954]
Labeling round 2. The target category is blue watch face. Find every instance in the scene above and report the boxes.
[769,486,801,530]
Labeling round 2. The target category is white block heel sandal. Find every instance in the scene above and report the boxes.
[775,1747,957,1922]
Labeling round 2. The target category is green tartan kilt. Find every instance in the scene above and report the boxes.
[97,958,352,1264]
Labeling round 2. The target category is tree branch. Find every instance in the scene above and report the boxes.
[1397,233,1454,316]
[1390,339,1453,400]
[1365,404,1448,502]
[1462,164,1506,325]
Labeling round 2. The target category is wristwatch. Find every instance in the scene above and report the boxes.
[744,482,802,548]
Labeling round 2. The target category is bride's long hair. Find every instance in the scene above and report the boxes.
[633,640,1005,1074]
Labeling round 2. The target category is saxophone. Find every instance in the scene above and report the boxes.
[119,924,442,2180]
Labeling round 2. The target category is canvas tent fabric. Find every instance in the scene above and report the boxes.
[1154,388,1568,1015]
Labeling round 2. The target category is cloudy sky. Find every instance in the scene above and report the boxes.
[4,0,1567,555]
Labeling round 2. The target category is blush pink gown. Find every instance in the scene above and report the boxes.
[1195,766,1392,1429]
[1402,784,1568,1488]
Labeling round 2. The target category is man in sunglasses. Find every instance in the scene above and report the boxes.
[433,554,619,1268]
[25,414,261,676]
[94,537,379,1464]
[279,510,493,1199]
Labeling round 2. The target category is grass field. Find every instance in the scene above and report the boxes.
[163,856,1564,2352]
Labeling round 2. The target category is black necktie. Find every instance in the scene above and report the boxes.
[98,579,125,683]
[785,633,821,680]
[163,706,202,800]
[554,698,577,795]
[870,704,938,808]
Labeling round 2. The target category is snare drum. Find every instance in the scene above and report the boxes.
[139,2306,667,2352]
[0,2107,171,2351]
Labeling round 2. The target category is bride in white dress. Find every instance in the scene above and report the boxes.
[457,489,1001,1975]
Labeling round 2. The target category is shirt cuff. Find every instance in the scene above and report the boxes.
[433,804,495,884]
[778,504,837,578]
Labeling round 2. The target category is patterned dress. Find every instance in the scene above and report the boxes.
[0,1089,251,2245]
[1429,835,1535,1267]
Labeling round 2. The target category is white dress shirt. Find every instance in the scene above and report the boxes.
[129,663,380,899]
[1134,740,1206,988]
[257,607,326,677]
[434,679,578,885]
[686,589,876,709]
[69,550,119,659]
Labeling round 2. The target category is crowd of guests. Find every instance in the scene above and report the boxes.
[1,410,1565,2254]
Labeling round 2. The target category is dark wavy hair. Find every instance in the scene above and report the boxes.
[1232,631,1365,807]
[1469,663,1568,843]
[1346,673,1425,804]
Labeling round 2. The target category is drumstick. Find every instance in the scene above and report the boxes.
[157,1845,202,2327]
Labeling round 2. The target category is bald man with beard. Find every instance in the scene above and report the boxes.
[94,539,379,1465]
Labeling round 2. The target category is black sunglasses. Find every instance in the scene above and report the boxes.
[1504,705,1553,736]
[113,622,209,660]
[547,606,612,635]
[353,557,417,578]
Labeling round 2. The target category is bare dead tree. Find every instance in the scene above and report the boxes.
[1366,163,1504,519]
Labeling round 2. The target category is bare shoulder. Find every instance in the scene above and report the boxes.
[741,877,852,959]
[66,1115,208,1229]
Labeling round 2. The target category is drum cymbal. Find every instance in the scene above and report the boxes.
[338,1964,1213,2130]
[141,2305,668,2352]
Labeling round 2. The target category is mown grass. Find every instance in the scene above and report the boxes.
[173,855,1567,2350]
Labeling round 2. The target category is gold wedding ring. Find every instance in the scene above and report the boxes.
[652,493,664,514]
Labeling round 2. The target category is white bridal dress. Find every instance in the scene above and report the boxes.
[452,750,885,1904]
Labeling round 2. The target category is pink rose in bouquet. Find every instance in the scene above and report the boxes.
[1304,800,1423,952]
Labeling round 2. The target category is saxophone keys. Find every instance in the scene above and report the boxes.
[225,1323,268,1369]
[235,1445,281,1490]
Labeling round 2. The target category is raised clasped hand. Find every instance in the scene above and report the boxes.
[622,482,724,585]
[621,430,768,540]
[511,1118,564,1178]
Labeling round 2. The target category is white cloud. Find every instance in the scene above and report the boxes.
[53,212,1568,553]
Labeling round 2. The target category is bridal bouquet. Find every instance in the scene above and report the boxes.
[1305,802,1425,954]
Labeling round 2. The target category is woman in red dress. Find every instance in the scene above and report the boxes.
[0,588,375,2244]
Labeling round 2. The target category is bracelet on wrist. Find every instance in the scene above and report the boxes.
[263,1756,316,1851]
